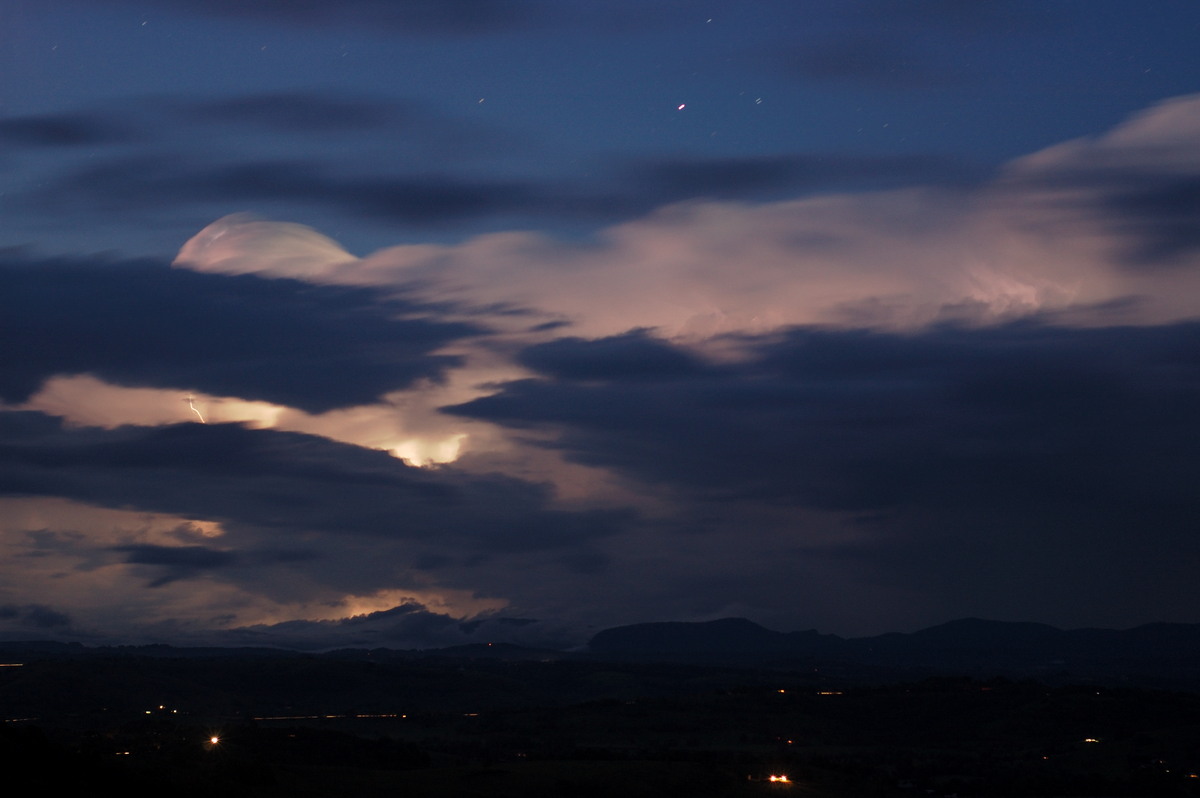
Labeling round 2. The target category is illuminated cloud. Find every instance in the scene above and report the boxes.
[175,95,1200,341]
[17,370,511,471]
[169,96,1200,637]
[0,496,249,641]
[6,96,1200,643]
[0,413,631,642]
[993,93,1200,269]
[172,213,357,278]
[0,491,511,644]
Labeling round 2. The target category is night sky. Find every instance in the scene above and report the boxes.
[3,0,1200,649]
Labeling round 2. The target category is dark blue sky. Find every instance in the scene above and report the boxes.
[2,1,1200,648]
[5,0,1199,254]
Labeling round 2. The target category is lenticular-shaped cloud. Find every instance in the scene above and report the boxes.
[173,212,358,278]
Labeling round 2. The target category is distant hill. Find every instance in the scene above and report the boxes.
[587,617,844,660]
[5,617,1200,690]
[586,617,1200,688]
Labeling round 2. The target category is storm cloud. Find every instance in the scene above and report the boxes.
[448,322,1200,627]
[0,254,477,412]
[0,412,630,554]
[4,2,1200,646]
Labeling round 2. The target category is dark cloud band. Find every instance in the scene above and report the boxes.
[0,254,478,412]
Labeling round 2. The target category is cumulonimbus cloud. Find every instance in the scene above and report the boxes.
[7,95,1200,644]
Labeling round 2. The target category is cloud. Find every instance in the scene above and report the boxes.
[6,94,1200,642]
[112,543,315,587]
[782,0,1059,88]
[994,93,1200,268]
[1101,178,1200,264]
[0,252,478,412]
[3,91,529,240]
[13,98,969,236]
[184,92,406,133]
[0,112,134,148]
[113,543,239,587]
[445,321,1200,629]
[169,92,507,159]
[516,330,706,382]
[172,214,357,279]
[172,94,1200,337]
[0,412,635,638]
[0,412,631,555]
[166,189,1116,342]
[0,603,72,630]
[450,323,1200,508]
[115,543,239,569]
[36,156,563,227]
[622,152,976,199]
[118,96,1200,635]
[0,492,524,642]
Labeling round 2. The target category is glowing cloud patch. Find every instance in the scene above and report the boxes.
[173,213,358,278]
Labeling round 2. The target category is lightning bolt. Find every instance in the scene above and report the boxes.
[185,394,206,424]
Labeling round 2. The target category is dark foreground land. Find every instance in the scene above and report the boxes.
[3,645,1200,797]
